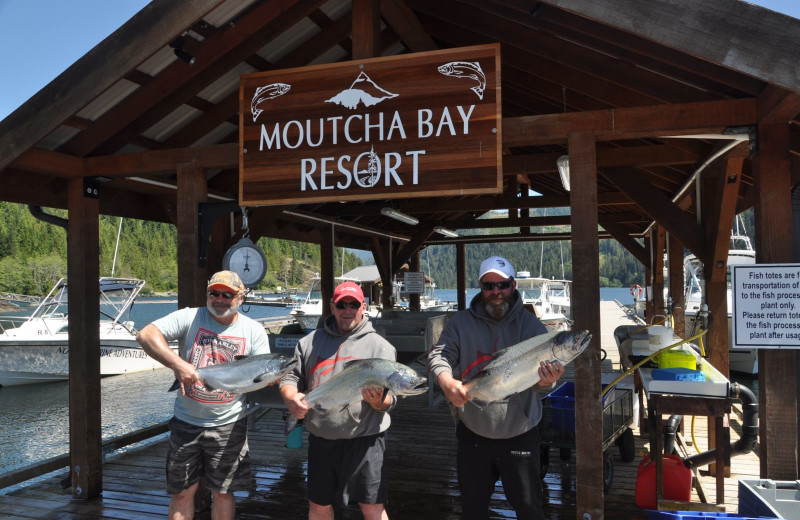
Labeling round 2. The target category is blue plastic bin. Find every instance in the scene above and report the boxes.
[739,479,799,519]
[645,511,784,520]
[547,381,614,433]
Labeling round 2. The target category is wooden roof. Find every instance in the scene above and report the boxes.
[1,0,799,260]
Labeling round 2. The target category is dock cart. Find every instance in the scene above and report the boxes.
[539,382,636,492]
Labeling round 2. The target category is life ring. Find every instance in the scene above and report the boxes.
[630,285,643,298]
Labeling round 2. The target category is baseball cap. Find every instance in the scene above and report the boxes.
[478,256,515,280]
[332,281,365,303]
[208,270,245,293]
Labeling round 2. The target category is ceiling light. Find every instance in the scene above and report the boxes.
[556,155,570,191]
[434,226,459,238]
[169,36,196,65]
[381,207,418,225]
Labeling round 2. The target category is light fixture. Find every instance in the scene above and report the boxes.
[169,36,196,65]
[556,154,570,191]
[434,226,459,238]
[381,207,418,225]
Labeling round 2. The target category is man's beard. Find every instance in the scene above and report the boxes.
[483,298,510,320]
[207,301,237,319]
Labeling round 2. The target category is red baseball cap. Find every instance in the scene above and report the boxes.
[332,281,365,303]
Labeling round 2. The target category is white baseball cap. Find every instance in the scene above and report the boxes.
[478,256,515,280]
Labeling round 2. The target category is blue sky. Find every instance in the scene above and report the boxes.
[0,0,798,121]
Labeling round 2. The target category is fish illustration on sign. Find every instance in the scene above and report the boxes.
[250,83,291,122]
[437,61,486,100]
[325,72,398,110]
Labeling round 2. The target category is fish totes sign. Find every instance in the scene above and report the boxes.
[239,44,501,206]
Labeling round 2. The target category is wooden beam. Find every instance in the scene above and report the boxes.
[603,222,647,265]
[177,162,208,308]
[542,0,800,94]
[352,0,381,59]
[753,121,798,481]
[503,98,757,147]
[67,177,102,499]
[603,167,705,259]
[568,131,603,517]
[380,0,438,52]
[0,0,226,172]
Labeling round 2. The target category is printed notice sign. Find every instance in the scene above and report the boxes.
[403,272,425,294]
[731,263,800,349]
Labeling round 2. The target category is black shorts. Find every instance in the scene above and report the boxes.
[307,432,388,507]
[165,416,251,494]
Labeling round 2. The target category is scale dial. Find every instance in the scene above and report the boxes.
[222,238,267,288]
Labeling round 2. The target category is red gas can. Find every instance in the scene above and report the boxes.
[635,454,693,509]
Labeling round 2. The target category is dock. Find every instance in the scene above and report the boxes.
[0,301,762,519]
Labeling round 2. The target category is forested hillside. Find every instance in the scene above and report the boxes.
[0,202,754,295]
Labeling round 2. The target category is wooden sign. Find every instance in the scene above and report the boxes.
[239,44,501,206]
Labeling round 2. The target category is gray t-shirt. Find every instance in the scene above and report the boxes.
[153,307,269,427]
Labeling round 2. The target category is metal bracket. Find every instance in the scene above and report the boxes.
[83,177,100,199]
[198,200,239,267]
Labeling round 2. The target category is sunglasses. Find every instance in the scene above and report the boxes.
[480,280,514,291]
[334,301,362,310]
[208,290,237,300]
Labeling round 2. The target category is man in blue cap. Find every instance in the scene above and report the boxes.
[428,256,565,520]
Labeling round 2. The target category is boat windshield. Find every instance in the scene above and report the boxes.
[29,277,144,324]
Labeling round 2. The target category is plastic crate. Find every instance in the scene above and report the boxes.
[547,382,615,433]
[646,512,784,520]
[739,479,799,519]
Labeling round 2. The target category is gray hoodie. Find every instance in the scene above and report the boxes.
[428,291,548,439]
[281,314,397,440]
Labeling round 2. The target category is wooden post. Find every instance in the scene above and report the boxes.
[754,122,798,480]
[67,177,102,499]
[410,252,421,311]
[568,131,604,518]
[668,233,685,338]
[177,162,207,308]
[457,242,466,310]
[321,225,334,316]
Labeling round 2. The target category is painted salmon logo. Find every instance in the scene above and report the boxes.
[437,61,486,100]
[325,71,398,110]
[250,83,291,122]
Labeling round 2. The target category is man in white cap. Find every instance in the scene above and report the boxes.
[428,256,565,520]
[136,270,269,520]
[281,280,397,520]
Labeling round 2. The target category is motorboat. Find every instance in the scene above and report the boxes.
[683,228,758,374]
[514,271,571,332]
[0,277,177,387]
[290,275,380,333]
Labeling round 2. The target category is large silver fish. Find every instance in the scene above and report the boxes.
[169,352,298,394]
[463,330,591,409]
[285,358,428,434]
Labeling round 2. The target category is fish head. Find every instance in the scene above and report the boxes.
[552,330,592,365]
[386,366,428,396]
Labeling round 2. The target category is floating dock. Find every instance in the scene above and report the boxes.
[0,301,762,519]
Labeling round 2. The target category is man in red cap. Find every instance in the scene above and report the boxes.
[281,280,397,520]
[137,270,269,520]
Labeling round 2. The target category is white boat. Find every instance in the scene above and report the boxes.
[514,272,571,332]
[290,275,379,333]
[0,277,177,387]
[683,226,758,374]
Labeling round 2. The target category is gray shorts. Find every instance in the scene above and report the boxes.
[307,432,388,507]
[165,416,251,494]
